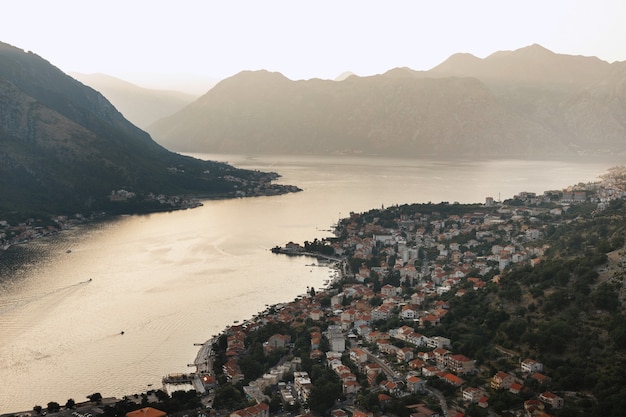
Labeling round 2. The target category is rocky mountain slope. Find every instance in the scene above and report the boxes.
[147,44,626,158]
[0,41,290,216]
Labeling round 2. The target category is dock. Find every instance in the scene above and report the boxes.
[192,336,216,375]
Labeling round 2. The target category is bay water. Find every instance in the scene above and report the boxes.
[0,154,619,412]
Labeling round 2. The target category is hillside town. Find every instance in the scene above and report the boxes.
[6,166,626,417]
[136,166,626,417]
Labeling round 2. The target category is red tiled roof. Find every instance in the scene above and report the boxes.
[126,407,166,417]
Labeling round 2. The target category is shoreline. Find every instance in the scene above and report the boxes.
[188,258,343,376]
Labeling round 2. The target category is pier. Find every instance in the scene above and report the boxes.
[192,336,216,375]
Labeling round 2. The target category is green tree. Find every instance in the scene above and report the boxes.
[213,383,246,410]
[591,282,619,312]
[46,402,61,413]
[308,380,342,415]
[87,392,103,403]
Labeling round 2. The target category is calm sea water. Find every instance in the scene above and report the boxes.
[0,154,619,412]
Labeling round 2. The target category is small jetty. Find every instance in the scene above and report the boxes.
[162,373,206,396]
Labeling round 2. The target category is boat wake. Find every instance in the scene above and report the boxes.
[0,278,92,315]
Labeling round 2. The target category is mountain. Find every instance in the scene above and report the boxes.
[147,45,626,158]
[0,41,293,217]
[71,72,198,128]
[430,43,612,89]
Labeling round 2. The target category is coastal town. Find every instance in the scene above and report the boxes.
[0,176,301,252]
[5,166,626,417]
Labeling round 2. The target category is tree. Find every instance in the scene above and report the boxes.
[87,392,103,403]
[46,402,61,413]
[213,383,246,410]
[269,395,282,413]
[65,398,76,409]
[33,405,42,415]
[591,282,619,312]
[308,380,342,415]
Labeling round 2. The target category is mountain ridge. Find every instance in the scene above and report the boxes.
[147,44,626,158]
[0,41,295,217]
[70,72,199,128]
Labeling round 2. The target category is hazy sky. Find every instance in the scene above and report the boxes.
[2,0,626,87]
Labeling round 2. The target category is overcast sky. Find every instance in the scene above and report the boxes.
[2,0,625,88]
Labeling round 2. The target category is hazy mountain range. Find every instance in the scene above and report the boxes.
[146,44,626,158]
[0,41,287,216]
[2,40,625,216]
[70,72,200,128]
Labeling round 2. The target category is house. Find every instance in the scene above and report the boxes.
[310,309,324,321]
[426,336,451,349]
[439,372,464,387]
[524,399,545,414]
[422,366,440,377]
[401,304,418,320]
[433,348,451,366]
[377,340,398,354]
[381,284,400,297]
[408,358,425,371]
[378,393,393,406]
[230,402,270,417]
[372,304,393,321]
[406,375,426,393]
[406,332,428,347]
[332,364,352,380]
[446,354,475,375]
[351,410,373,417]
[462,387,484,403]
[380,380,401,395]
[521,358,544,374]
[343,380,362,395]
[349,348,368,365]
[126,408,166,417]
[310,331,322,350]
[417,351,436,362]
[294,372,313,402]
[491,371,514,390]
[411,292,425,306]
[400,264,419,284]
[397,347,414,362]
[530,372,551,385]
[223,359,243,383]
[327,326,346,352]
[264,334,291,353]
[539,391,564,409]
[509,382,523,394]
[477,396,489,408]
[284,242,304,253]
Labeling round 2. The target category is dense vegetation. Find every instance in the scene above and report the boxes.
[414,198,626,416]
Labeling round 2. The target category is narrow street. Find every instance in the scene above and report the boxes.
[362,347,449,415]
